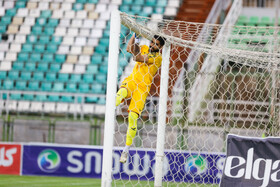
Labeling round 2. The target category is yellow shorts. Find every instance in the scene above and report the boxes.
[120,78,149,115]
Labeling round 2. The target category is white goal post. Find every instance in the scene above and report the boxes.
[102,8,280,187]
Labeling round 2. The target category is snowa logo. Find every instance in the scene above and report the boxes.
[37,149,61,173]
[185,155,208,176]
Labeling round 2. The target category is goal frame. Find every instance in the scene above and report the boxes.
[101,10,171,187]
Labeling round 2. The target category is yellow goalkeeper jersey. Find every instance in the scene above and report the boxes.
[127,45,162,90]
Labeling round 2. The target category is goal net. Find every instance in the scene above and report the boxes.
[102,10,280,187]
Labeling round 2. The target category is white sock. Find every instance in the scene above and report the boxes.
[123,145,130,153]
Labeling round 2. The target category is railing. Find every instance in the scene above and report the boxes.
[243,0,276,7]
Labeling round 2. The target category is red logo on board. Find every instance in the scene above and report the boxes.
[0,144,21,175]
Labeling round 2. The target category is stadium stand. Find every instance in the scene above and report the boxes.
[0,0,179,117]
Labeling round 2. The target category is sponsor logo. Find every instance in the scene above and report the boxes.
[37,149,61,173]
[185,155,208,176]
[0,147,17,167]
[224,148,280,187]
[0,144,21,175]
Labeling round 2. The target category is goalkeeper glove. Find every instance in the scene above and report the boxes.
[134,33,140,44]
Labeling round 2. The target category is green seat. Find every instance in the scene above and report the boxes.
[12,62,24,70]
[20,71,32,80]
[1,16,12,25]
[259,16,271,26]
[39,35,50,44]
[91,55,103,64]
[91,83,104,94]
[48,95,59,102]
[82,74,94,83]
[247,16,259,26]
[66,83,77,92]
[78,83,89,93]
[155,7,164,14]
[36,18,47,26]
[236,15,248,25]
[6,8,17,16]
[34,44,45,53]
[15,1,26,8]
[32,26,43,34]
[41,82,52,91]
[51,36,62,44]
[85,96,98,103]
[18,53,29,62]
[97,98,106,105]
[76,0,87,3]
[47,19,59,27]
[43,27,55,35]
[157,0,167,6]
[30,53,41,62]
[50,64,61,72]
[25,62,36,71]
[8,70,19,80]
[99,38,109,46]
[45,72,57,81]
[0,71,7,79]
[73,3,83,11]
[42,54,54,63]
[2,80,14,90]
[41,10,52,18]
[46,44,57,53]
[55,54,66,63]
[28,81,39,91]
[37,63,49,71]
[15,80,27,90]
[131,5,142,13]
[33,71,45,81]
[22,44,33,52]
[146,0,156,6]
[99,65,108,74]
[0,25,6,33]
[95,46,107,54]
[53,82,64,92]
[61,96,74,102]
[119,58,128,67]
[87,64,98,73]
[35,94,47,102]
[27,35,38,43]
[123,0,133,4]
[10,93,22,100]
[96,74,107,84]
[23,94,34,100]
[58,73,69,82]
[70,74,81,82]
[88,0,98,3]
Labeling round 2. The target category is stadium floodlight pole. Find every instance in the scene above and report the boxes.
[154,42,171,187]
[101,10,120,187]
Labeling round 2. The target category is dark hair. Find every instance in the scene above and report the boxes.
[154,35,165,46]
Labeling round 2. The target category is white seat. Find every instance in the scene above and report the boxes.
[10,44,21,52]
[64,10,75,19]
[17,101,30,111]
[151,14,163,20]
[24,17,35,26]
[83,104,94,114]
[0,61,11,71]
[50,2,60,10]
[59,18,71,27]
[53,0,63,2]
[79,29,90,37]
[76,10,87,19]
[27,2,38,9]
[84,4,95,11]
[69,103,81,114]
[0,8,5,16]
[6,100,17,111]
[0,52,4,60]
[19,25,31,34]
[60,63,74,73]
[95,4,107,13]
[87,38,99,47]
[55,27,67,36]
[66,55,78,64]
[52,10,64,19]
[82,46,94,55]
[74,64,86,73]
[7,25,18,34]
[168,0,180,7]
[30,102,43,112]
[44,102,56,113]
[67,28,78,36]
[108,4,118,11]
[78,55,90,65]
[62,36,74,45]
[83,19,94,28]
[57,45,70,54]
[4,1,14,9]
[94,104,106,114]
[71,19,82,28]
[0,43,9,52]
[164,7,177,16]
[95,20,106,29]
[100,0,110,3]
[88,12,99,20]
[5,52,17,61]
[111,0,122,5]
[38,2,49,10]
[56,103,69,113]
[90,29,103,38]
[17,8,29,17]
[29,9,41,17]
[15,35,26,44]
[75,37,86,46]
[70,46,82,55]
[99,12,111,20]
[61,2,72,10]
[65,0,75,2]
[12,17,24,25]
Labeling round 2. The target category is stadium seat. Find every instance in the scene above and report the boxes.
[61,96,74,103]
[45,72,57,81]
[48,95,60,102]
[20,71,32,80]
[53,82,64,92]
[3,80,14,90]
[37,63,49,71]
[10,93,22,100]
[82,73,94,83]
[58,73,69,82]
[33,71,45,81]
[12,61,24,70]
[91,83,104,94]
[50,63,61,72]
[0,71,7,80]
[66,82,77,93]
[23,94,34,100]
[25,62,36,71]
[15,80,27,90]
[70,74,81,82]
[78,83,89,93]
[28,81,39,91]
[35,94,48,102]
[8,70,19,80]
[41,82,52,91]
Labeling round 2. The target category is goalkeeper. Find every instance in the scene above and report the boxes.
[116,33,165,163]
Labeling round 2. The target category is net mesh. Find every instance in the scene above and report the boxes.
[112,12,280,186]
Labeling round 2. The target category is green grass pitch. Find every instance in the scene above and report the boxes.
[0,175,219,187]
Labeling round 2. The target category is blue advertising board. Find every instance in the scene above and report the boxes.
[22,143,225,184]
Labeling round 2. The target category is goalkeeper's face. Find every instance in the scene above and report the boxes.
[149,38,162,53]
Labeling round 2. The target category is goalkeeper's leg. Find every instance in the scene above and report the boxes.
[120,111,138,163]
